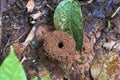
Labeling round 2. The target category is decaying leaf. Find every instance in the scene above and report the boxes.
[26,0,35,12]
[91,52,119,80]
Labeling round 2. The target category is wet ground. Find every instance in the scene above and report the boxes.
[0,0,120,80]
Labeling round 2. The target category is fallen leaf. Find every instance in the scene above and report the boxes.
[91,52,119,80]
[26,0,35,12]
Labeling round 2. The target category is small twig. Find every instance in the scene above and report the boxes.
[111,6,120,18]
[46,4,54,11]
[80,0,93,6]
[3,33,25,53]
[23,24,38,47]
[20,55,27,63]
[12,24,38,58]
[11,33,26,44]
[87,0,93,4]
[3,39,11,53]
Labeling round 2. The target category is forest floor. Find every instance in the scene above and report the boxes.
[0,0,120,80]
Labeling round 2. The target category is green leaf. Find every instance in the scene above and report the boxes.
[54,0,83,51]
[80,56,85,61]
[0,46,27,80]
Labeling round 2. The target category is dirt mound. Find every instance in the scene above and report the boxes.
[43,31,77,65]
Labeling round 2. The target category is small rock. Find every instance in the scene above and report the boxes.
[103,41,116,51]
[30,11,42,20]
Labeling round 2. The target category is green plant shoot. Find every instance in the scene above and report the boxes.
[0,46,27,80]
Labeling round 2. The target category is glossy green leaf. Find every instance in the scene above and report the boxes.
[54,0,83,51]
[0,46,27,80]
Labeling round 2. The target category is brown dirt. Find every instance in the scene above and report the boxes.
[1,0,120,80]
[13,42,26,59]
[43,31,76,65]
[35,24,54,41]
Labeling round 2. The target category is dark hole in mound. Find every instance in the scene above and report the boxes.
[58,42,64,48]
[63,77,68,80]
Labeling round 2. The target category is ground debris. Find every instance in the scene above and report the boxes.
[103,41,116,51]
[1,0,120,80]
[26,0,35,12]
[91,52,120,80]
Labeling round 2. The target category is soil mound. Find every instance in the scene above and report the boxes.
[43,31,76,64]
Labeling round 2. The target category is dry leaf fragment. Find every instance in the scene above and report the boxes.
[103,41,116,51]
[26,0,35,12]
[91,52,119,80]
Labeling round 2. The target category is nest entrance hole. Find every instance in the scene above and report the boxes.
[58,42,64,48]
